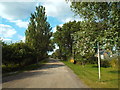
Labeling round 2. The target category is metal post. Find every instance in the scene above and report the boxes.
[98,42,101,80]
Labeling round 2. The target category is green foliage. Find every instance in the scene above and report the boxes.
[109,56,119,68]
[3,59,49,75]
[53,2,119,67]
[53,21,81,60]
[25,5,52,61]
[100,59,111,68]
[51,49,64,59]
[70,2,119,51]
[2,43,14,65]
[2,5,52,74]
[57,2,119,64]
[2,41,35,67]
[86,56,98,64]
[72,21,104,62]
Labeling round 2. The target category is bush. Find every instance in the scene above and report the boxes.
[76,58,87,65]
[109,56,119,68]
[87,56,98,64]
[2,41,37,67]
[100,59,111,68]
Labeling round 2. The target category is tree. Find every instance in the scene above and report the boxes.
[72,21,104,64]
[69,2,119,80]
[25,5,52,62]
[70,2,119,52]
[2,42,13,66]
[51,49,61,59]
[53,21,81,60]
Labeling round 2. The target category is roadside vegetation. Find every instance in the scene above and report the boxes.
[52,2,119,62]
[51,2,119,88]
[2,59,49,77]
[1,5,54,75]
[62,59,119,88]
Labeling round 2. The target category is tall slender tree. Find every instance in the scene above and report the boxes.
[25,6,52,62]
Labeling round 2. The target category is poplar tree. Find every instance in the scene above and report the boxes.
[25,6,52,62]
[70,2,119,52]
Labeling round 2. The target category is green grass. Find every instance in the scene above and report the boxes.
[2,59,49,77]
[62,61,119,88]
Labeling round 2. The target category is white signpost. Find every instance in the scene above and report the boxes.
[97,42,101,80]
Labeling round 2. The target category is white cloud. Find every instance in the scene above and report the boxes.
[59,24,63,27]
[11,20,29,28]
[0,0,38,2]
[0,24,16,38]
[0,2,37,28]
[0,1,82,26]
[52,27,57,33]
[0,37,12,42]
[21,36,25,42]
[0,2,37,20]
[41,0,81,23]
[3,38,12,41]
[17,35,25,42]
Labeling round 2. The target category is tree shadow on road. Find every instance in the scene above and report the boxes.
[42,63,65,69]
[2,70,51,83]
[2,60,65,83]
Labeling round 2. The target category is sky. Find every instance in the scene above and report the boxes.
[0,0,81,54]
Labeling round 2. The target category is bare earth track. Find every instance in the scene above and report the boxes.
[2,59,88,88]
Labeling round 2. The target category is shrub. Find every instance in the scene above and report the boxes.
[109,56,119,68]
[87,56,98,64]
[76,58,87,65]
[100,59,111,68]
[2,42,37,67]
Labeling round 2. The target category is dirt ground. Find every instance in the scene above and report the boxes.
[2,59,88,88]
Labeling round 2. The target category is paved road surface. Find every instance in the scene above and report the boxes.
[2,59,88,88]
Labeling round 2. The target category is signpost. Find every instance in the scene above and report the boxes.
[97,42,101,80]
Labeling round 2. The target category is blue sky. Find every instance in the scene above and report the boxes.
[0,0,81,54]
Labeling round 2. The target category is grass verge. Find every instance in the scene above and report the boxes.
[62,61,119,88]
[2,58,49,77]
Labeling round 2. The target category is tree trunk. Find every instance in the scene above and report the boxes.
[36,57,39,64]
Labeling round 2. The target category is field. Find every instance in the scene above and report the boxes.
[62,61,119,88]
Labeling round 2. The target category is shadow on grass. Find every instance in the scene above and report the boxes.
[92,65,111,68]
[101,79,120,82]
[92,65,98,68]
[109,70,120,74]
